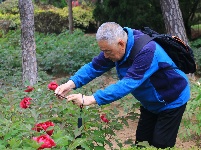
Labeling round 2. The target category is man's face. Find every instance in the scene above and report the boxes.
[98,40,126,62]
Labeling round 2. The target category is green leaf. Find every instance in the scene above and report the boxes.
[23,139,41,149]
[113,107,119,115]
[54,135,73,147]
[122,119,129,126]
[8,138,21,148]
[79,142,91,150]
[0,145,6,149]
[68,138,87,150]
[73,127,83,138]
[29,109,39,120]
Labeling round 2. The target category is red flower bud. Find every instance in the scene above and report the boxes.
[20,97,32,109]
[33,134,56,149]
[32,121,54,136]
[100,114,109,123]
[24,86,34,92]
[48,81,58,91]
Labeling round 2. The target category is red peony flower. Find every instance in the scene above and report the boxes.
[33,134,56,149]
[48,81,58,91]
[32,121,54,136]
[20,97,32,109]
[100,114,109,123]
[24,86,34,92]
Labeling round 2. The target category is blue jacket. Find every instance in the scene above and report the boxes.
[70,27,190,114]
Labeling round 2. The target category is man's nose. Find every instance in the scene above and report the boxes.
[104,53,109,58]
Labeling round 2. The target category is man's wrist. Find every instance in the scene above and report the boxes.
[83,95,97,105]
[66,80,76,89]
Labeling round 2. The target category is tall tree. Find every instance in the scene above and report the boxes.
[67,0,73,33]
[160,0,188,44]
[19,0,38,86]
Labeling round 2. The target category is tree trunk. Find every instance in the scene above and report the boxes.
[19,0,38,86]
[67,0,73,33]
[160,0,195,77]
[97,0,103,28]
[160,0,188,44]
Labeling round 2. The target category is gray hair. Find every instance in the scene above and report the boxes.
[96,22,127,44]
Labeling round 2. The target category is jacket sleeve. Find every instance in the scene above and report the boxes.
[70,52,115,88]
[93,78,140,105]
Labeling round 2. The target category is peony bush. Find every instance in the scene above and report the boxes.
[0,79,130,149]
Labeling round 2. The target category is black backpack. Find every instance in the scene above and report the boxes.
[130,27,196,74]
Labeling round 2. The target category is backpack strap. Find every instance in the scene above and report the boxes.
[129,34,154,60]
[128,34,179,71]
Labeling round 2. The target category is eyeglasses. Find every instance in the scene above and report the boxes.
[102,50,112,55]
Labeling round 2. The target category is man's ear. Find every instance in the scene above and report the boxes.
[118,39,126,48]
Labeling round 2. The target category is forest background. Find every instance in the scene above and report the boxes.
[0,0,201,149]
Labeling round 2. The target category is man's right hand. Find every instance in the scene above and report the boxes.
[54,80,76,99]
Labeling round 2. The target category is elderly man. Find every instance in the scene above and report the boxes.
[55,22,190,149]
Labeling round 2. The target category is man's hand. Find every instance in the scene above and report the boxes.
[54,80,75,99]
[67,94,97,106]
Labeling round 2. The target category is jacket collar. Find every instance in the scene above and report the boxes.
[116,27,134,66]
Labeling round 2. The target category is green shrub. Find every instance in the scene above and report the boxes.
[0,0,19,14]
[33,5,68,34]
[0,14,20,29]
[0,29,99,87]
[36,29,99,75]
[34,6,96,34]
[72,6,96,32]
[48,0,67,8]
[0,0,20,30]
[0,30,22,87]
[191,38,201,48]
[190,38,201,76]
[34,10,68,34]
[0,1,96,34]
[0,20,11,36]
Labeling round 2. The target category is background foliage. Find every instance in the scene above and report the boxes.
[0,0,200,38]
[93,0,165,33]
[93,0,201,39]
[0,0,96,34]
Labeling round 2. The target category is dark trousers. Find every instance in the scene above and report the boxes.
[135,103,187,149]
